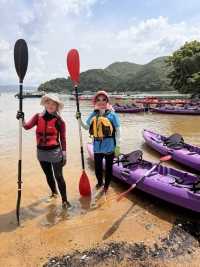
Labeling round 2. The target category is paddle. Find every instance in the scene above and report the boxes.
[116,155,172,201]
[14,39,28,225]
[66,49,91,197]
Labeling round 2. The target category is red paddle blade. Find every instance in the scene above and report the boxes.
[160,155,172,162]
[67,49,80,85]
[79,170,91,197]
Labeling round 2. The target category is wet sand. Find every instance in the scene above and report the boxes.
[0,93,200,266]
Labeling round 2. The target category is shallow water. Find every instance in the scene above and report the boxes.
[0,92,200,267]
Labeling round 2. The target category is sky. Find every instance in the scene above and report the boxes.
[1,0,200,86]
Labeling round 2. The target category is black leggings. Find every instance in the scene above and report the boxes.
[39,161,67,202]
[94,152,114,188]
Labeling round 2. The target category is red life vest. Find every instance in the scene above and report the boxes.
[36,115,59,147]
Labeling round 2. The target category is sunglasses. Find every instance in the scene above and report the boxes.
[96,98,107,102]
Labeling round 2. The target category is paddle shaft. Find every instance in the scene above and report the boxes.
[74,85,85,170]
[16,82,23,225]
[117,162,160,201]
[135,163,158,185]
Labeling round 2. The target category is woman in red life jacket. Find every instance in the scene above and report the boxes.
[16,94,71,209]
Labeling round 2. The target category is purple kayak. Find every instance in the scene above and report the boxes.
[113,104,143,113]
[151,106,200,115]
[87,143,200,212]
[143,129,200,171]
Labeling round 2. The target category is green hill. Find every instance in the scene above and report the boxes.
[78,69,119,92]
[105,62,143,80]
[38,56,174,93]
[38,78,72,93]
[125,57,173,91]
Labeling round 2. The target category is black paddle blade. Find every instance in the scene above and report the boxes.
[14,39,28,83]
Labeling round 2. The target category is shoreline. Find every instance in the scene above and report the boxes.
[44,198,200,267]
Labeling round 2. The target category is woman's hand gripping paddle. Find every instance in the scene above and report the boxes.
[67,49,91,197]
[116,155,171,202]
[14,39,28,225]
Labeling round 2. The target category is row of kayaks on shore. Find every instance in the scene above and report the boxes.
[87,129,200,212]
[113,104,200,114]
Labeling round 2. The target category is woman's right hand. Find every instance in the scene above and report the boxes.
[76,111,81,120]
[16,111,24,121]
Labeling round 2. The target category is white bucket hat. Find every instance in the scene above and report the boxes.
[40,93,64,111]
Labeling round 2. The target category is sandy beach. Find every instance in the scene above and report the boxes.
[1,93,200,267]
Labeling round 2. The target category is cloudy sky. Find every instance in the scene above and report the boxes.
[1,0,200,86]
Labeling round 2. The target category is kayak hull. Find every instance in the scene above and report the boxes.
[143,129,200,171]
[151,107,200,115]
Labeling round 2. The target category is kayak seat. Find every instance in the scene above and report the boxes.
[117,150,143,168]
[163,133,185,150]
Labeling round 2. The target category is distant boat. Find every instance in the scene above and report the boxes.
[69,94,93,100]
[15,91,45,98]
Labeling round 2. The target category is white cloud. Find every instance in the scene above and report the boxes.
[0,40,12,73]
[73,16,200,70]
[1,1,200,86]
[0,0,99,84]
[115,17,200,63]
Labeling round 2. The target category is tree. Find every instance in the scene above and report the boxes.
[167,40,200,94]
